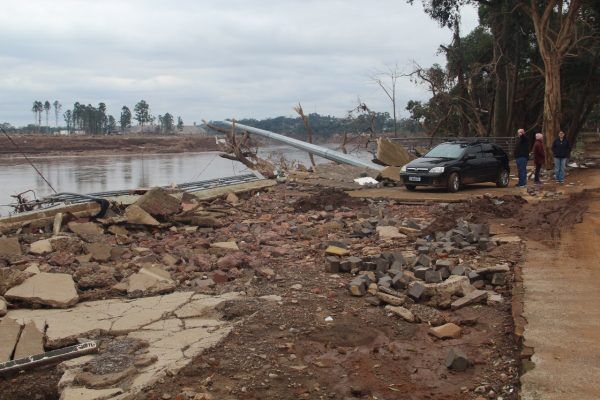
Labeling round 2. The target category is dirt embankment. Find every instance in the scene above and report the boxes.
[0,135,221,158]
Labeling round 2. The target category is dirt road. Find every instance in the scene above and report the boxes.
[520,173,600,399]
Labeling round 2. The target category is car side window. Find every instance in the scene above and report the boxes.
[465,145,482,158]
[481,144,495,158]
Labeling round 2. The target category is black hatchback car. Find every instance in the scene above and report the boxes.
[399,141,510,192]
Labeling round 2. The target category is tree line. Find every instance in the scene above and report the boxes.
[27,99,184,135]
[404,0,600,157]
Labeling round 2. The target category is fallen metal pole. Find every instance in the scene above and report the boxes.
[220,120,383,171]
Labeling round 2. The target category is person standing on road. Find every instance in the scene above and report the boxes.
[552,131,571,184]
[532,133,545,184]
[514,128,530,188]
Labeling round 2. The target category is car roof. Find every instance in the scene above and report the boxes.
[441,140,490,146]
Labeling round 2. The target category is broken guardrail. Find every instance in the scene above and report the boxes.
[220,120,384,171]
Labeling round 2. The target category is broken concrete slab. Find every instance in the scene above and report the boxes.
[29,239,53,255]
[429,323,462,339]
[107,225,128,236]
[377,166,401,182]
[376,226,407,240]
[115,265,175,297]
[376,292,406,306]
[424,275,473,297]
[0,237,22,259]
[85,243,112,262]
[124,205,160,226]
[67,222,104,239]
[375,137,414,167]
[60,387,124,400]
[5,272,79,308]
[13,321,44,359]
[451,289,488,310]
[0,318,21,362]
[135,187,181,218]
[0,296,7,317]
[325,245,349,256]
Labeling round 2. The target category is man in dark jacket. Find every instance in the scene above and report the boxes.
[513,128,529,187]
[552,131,571,183]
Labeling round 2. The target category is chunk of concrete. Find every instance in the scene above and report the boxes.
[124,205,160,226]
[5,272,79,308]
[429,323,462,339]
[407,281,426,300]
[445,348,471,371]
[325,246,349,256]
[0,296,7,317]
[29,239,53,255]
[376,292,406,306]
[53,212,63,235]
[135,187,181,217]
[451,289,488,310]
[0,237,22,259]
[117,265,175,296]
[385,305,416,322]
[325,256,340,273]
[14,321,44,359]
[85,243,112,262]
[376,226,406,240]
[210,241,240,251]
[0,317,22,362]
[60,387,124,400]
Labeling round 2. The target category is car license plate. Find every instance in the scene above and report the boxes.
[409,176,421,182]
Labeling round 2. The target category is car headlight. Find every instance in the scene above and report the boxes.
[400,165,407,173]
[429,166,445,174]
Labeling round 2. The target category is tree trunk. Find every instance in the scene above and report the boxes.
[542,60,562,166]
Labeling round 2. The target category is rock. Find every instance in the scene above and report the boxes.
[216,253,246,269]
[391,272,412,290]
[135,187,181,217]
[211,270,228,284]
[325,256,340,273]
[49,251,76,266]
[410,304,446,326]
[348,278,368,296]
[445,348,471,371]
[260,295,282,302]
[451,265,466,276]
[210,242,239,251]
[14,321,44,359]
[491,272,506,286]
[451,289,488,310]
[85,243,112,262]
[375,137,414,167]
[290,284,303,290]
[257,267,275,279]
[413,266,431,280]
[492,234,522,244]
[476,263,510,274]
[67,222,104,240]
[24,264,40,275]
[195,279,215,290]
[225,192,239,204]
[429,323,462,339]
[487,292,504,305]
[425,275,472,297]
[162,254,179,267]
[376,226,406,240]
[325,246,349,256]
[0,268,29,296]
[124,205,160,226]
[415,254,431,268]
[5,272,79,308]
[29,239,53,255]
[407,281,426,300]
[376,292,406,306]
[75,266,116,289]
[60,387,124,400]
[115,265,175,296]
[0,318,22,362]
[0,237,22,260]
[435,259,452,269]
[385,305,416,322]
[0,296,7,317]
[365,296,382,306]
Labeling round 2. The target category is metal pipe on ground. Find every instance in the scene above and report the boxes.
[220,120,384,171]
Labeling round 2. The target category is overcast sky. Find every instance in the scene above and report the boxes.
[0,0,478,127]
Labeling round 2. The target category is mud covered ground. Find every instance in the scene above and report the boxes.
[1,178,594,400]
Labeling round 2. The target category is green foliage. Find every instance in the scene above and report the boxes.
[120,106,132,131]
[177,116,184,131]
[134,100,151,129]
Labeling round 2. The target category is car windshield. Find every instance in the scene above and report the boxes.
[424,143,466,159]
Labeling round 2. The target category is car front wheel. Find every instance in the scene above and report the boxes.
[496,168,509,188]
[447,172,460,192]
[405,184,416,191]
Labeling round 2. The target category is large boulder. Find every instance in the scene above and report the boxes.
[5,272,79,308]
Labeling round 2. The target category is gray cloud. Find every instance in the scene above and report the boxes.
[0,0,478,126]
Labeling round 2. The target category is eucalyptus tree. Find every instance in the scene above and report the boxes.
[43,101,51,132]
[177,116,184,131]
[31,101,43,130]
[53,100,62,127]
[63,109,73,133]
[134,100,151,133]
[120,106,132,132]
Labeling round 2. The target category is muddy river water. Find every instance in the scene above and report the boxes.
[0,146,371,216]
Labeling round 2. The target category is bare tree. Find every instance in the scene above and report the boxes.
[370,63,402,136]
[293,103,316,167]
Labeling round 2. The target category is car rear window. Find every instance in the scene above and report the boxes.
[424,143,466,159]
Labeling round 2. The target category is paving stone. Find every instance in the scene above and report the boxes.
[13,321,44,359]
[324,246,349,256]
[348,278,367,296]
[375,258,390,273]
[391,272,412,290]
[325,256,340,273]
[438,266,451,280]
[451,265,466,276]
[429,323,462,339]
[425,270,442,284]
[384,305,415,322]
[365,296,382,306]
[445,348,471,371]
[416,254,431,268]
[435,259,453,269]
[491,272,506,286]
[413,266,431,280]
[378,275,392,288]
[451,289,488,310]
[0,318,21,362]
[339,260,351,273]
[5,272,79,308]
[407,281,426,300]
[347,256,363,270]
